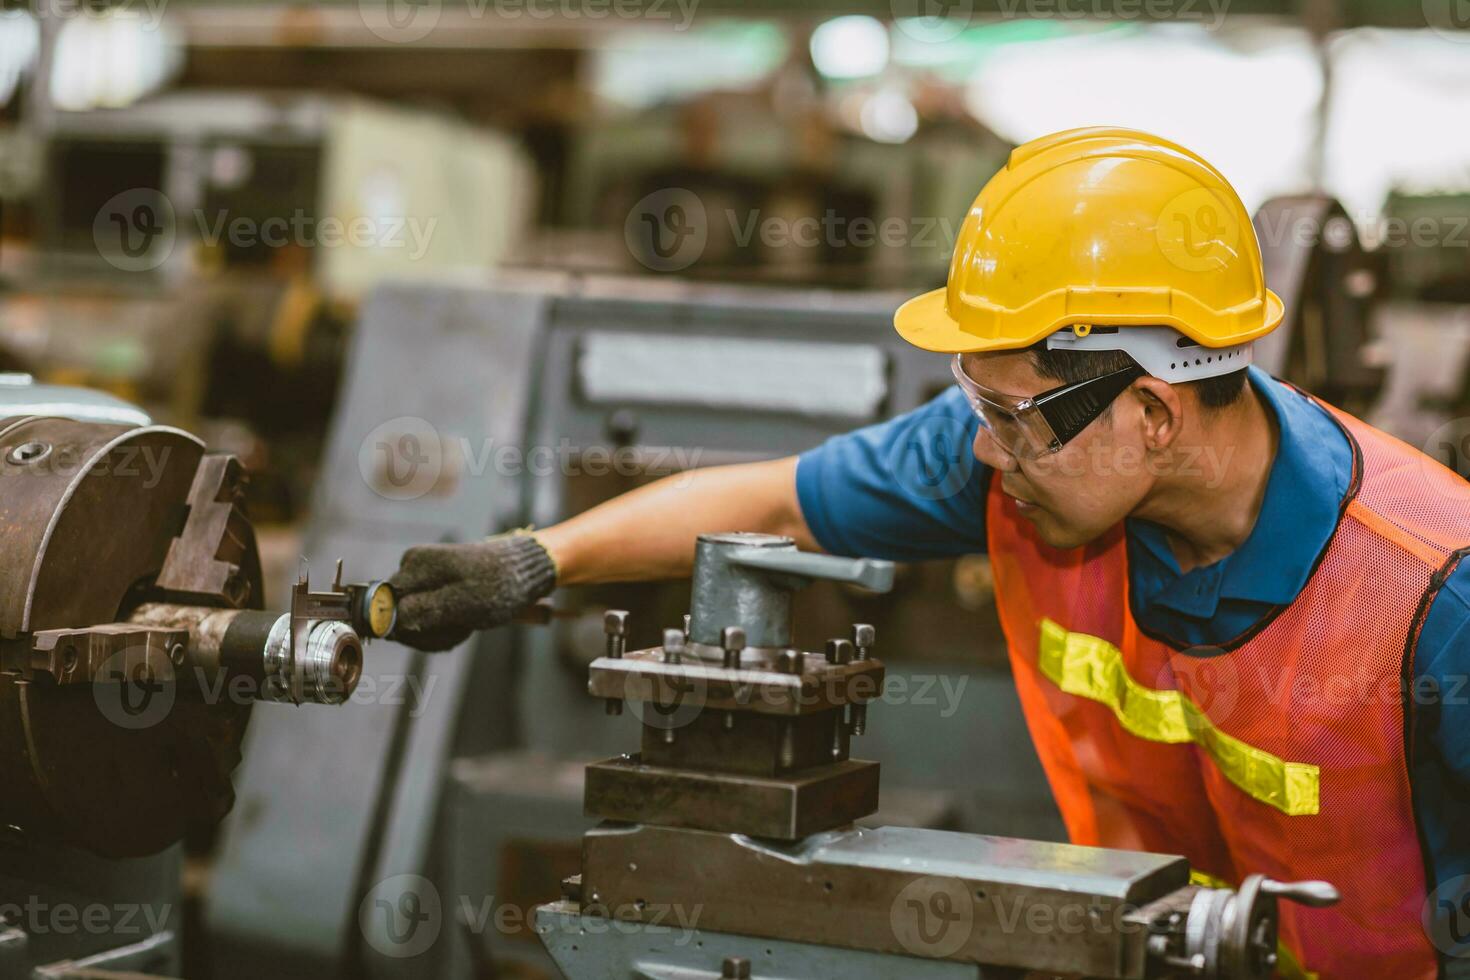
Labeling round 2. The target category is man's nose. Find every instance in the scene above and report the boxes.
[972,425,1019,473]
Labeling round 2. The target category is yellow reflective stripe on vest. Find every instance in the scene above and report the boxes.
[1189,871,1317,980]
[1037,619,1320,817]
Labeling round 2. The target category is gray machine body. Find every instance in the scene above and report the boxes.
[205,276,1059,978]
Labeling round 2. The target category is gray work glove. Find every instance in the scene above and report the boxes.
[388,532,557,652]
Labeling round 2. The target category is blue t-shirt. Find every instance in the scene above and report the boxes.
[796,365,1470,944]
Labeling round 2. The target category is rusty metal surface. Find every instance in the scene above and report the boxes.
[584,756,880,840]
[0,418,205,634]
[0,419,264,857]
[154,454,260,608]
[22,624,189,686]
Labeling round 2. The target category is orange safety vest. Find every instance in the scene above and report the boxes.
[988,392,1470,979]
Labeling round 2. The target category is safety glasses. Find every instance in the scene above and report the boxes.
[951,355,1146,459]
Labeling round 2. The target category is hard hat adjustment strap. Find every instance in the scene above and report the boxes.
[1046,325,1253,384]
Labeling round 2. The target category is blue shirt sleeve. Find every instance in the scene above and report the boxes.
[795,386,991,561]
[1411,556,1470,955]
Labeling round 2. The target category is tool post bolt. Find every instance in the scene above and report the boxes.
[720,626,745,731]
[851,624,874,736]
[603,610,628,716]
[659,628,686,746]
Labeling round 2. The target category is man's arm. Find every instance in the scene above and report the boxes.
[388,457,811,649]
[388,388,990,650]
[536,457,816,585]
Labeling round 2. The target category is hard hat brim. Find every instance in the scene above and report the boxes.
[894,286,1285,355]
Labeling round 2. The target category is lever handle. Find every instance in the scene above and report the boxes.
[727,548,895,593]
[1260,879,1340,908]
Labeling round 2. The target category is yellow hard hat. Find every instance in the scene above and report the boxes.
[894,127,1283,356]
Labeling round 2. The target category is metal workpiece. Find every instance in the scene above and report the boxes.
[275,562,375,706]
[687,533,895,649]
[576,823,1187,979]
[127,600,365,707]
[268,617,364,706]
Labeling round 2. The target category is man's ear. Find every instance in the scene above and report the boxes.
[1130,376,1183,450]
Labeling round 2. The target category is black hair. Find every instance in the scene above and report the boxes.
[1026,341,1247,411]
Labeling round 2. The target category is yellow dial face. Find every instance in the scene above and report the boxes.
[367,583,397,638]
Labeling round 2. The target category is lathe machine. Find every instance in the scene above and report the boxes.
[534,533,1340,980]
[0,376,386,977]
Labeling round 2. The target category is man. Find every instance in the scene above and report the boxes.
[389,129,1470,978]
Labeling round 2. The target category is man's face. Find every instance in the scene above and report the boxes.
[961,351,1152,550]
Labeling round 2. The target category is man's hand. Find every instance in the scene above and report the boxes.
[388,533,557,651]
